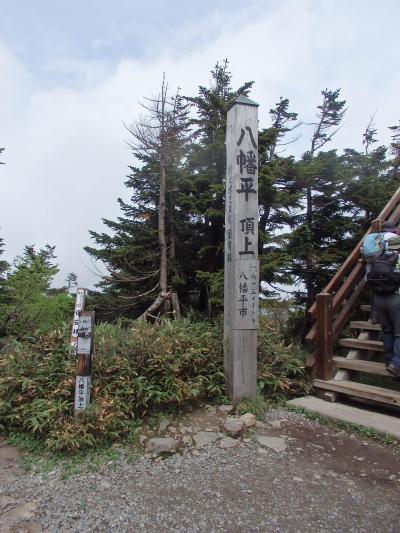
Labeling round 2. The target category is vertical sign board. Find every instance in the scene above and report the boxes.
[224,95,259,402]
[74,311,95,415]
[70,288,87,355]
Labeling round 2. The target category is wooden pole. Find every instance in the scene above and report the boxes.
[74,310,95,417]
[371,218,382,232]
[224,95,259,402]
[315,293,333,380]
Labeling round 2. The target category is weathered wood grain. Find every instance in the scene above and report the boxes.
[224,96,259,402]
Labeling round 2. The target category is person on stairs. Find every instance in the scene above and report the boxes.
[367,221,400,377]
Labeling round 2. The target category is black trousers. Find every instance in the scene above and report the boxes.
[374,292,400,367]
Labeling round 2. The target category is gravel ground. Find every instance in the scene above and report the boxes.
[1,408,400,532]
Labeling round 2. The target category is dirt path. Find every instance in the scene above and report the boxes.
[1,408,399,532]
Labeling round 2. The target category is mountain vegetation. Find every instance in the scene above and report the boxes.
[83,61,399,332]
[1,61,399,450]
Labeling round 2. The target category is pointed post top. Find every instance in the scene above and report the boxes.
[229,94,259,110]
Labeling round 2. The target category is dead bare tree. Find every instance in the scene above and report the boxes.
[124,75,190,320]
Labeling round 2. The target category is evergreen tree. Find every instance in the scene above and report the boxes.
[86,61,254,318]
[66,272,78,293]
[183,60,253,312]
[388,121,400,181]
[86,77,191,319]
[0,244,71,337]
[295,89,347,318]
[342,144,393,230]
[362,114,378,155]
[0,237,10,298]
[257,98,302,292]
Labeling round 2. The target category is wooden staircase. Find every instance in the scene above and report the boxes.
[305,187,400,411]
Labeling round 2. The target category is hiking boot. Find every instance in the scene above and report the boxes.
[387,364,400,378]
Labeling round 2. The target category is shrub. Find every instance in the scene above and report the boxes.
[258,320,312,402]
[0,317,309,451]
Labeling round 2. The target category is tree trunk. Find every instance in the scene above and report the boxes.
[158,154,168,294]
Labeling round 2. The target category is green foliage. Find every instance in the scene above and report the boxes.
[236,389,268,419]
[195,269,224,313]
[0,320,224,450]
[0,317,309,451]
[0,245,72,338]
[257,320,312,401]
[86,60,254,318]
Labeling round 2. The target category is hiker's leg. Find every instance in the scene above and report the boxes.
[370,293,379,323]
[382,333,395,365]
[389,294,400,368]
[374,294,394,364]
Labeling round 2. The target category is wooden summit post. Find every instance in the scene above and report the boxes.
[224,95,259,402]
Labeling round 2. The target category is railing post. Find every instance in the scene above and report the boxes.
[315,293,333,380]
[371,219,382,232]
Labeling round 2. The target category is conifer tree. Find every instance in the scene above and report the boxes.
[86,61,254,318]
[65,272,78,293]
[0,244,70,337]
[183,60,253,312]
[257,98,302,291]
[362,114,378,155]
[86,77,191,319]
[0,237,9,297]
[298,89,347,316]
[389,121,400,181]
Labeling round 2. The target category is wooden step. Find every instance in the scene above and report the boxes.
[360,304,371,312]
[333,357,390,376]
[350,320,381,331]
[314,379,400,407]
[339,338,383,352]
[287,396,400,439]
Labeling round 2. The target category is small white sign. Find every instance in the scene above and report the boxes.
[77,314,93,355]
[74,375,91,411]
[70,288,87,353]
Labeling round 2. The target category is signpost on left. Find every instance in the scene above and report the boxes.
[74,310,95,416]
[69,288,94,416]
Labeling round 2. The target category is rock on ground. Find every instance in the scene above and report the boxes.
[240,413,256,427]
[219,437,240,449]
[218,405,234,413]
[223,417,245,436]
[145,437,178,454]
[193,431,219,449]
[255,436,287,453]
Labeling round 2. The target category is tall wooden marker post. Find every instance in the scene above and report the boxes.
[74,310,95,416]
[224,95,259,402]
[69,288,94,416]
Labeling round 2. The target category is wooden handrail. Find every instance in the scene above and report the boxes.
[315,293,333,380]
[305,263,364,342]
[305,185,400,347]
[309,186,400,316]
[332,278,366,342]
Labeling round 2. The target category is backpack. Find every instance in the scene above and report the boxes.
[362,232,386,263]
[386,235,400,251]
[366,252,400,295]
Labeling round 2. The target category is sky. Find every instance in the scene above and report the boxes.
[1,0,399,289]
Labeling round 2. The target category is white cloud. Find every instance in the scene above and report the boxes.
[1,0,399,288]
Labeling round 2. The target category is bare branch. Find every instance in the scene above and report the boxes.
[118,284,159,300]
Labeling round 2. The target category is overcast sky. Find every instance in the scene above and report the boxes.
[1,0,399,289]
